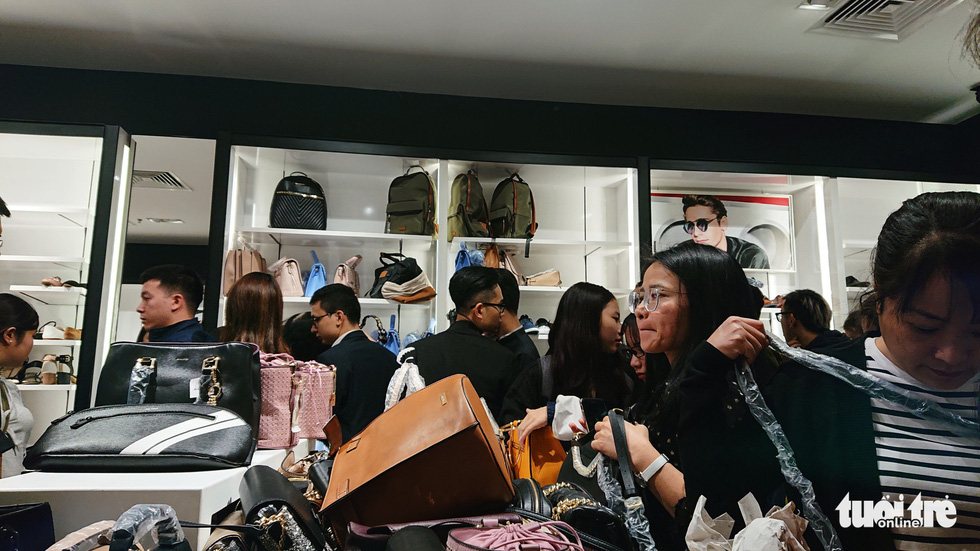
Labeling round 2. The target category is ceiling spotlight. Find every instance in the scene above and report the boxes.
[798,0,832,10]
[139,218,185,224]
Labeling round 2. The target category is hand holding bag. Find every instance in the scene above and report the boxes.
[24,403,255,472]
[501,420,566,486]
[95,341,262,435]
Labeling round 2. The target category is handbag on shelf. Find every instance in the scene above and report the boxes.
[304,250,328,298]
[483,245,525,285]
[269,258,304,297]
[0,502,56,551]
[258,352,336,449]
[223,239,268,296]
[94,341,262,435]
[320,375,514,541]
[380,270,436,304]
[334,254,363,295]
[381,315,400,354]
[24,403,255,472]
[366,252,423,298]
[525,269,562,287]
[270,171,327,231]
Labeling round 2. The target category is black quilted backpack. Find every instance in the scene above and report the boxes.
[270,172,327,230]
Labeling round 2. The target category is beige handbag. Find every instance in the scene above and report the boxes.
[223,246,268,296]
[483,245,526,285]
[333,255,362,295]
[270,257,304,297]
[525,269,561,287]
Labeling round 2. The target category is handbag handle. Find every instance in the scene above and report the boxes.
[607,409,638,499]
[310,250,320,265]
[404,165,429,176]
[379,252,407,265]
[360,315,388,343]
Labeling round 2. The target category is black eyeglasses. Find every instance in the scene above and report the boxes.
[683,217,718,235]
[311,311,338,324]
[775,312,788,321]
[479,302,506,313]
[623,346,645,359]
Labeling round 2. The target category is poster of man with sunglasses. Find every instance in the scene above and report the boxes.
[650,192,795,271]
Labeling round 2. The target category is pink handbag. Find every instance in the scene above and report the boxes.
[447,521,584,551]
[258,352,336,448]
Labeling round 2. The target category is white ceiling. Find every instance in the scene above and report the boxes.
[2,0,979,123]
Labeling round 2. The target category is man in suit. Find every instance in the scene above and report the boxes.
[411,266,521,422]
[137,264,215,342]
[495,269,540,372]
[310,284,398,443]
[779,289,850,351]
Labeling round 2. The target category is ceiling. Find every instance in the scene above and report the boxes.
[2,1,979,124]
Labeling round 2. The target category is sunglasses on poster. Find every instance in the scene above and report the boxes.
[683,217,719,235]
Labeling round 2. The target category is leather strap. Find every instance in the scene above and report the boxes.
[607,409,638,498]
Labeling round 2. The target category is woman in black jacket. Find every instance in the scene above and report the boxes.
[674,191,980,550]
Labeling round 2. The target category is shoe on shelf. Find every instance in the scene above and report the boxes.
[40,276,62,287]
[520,314,538,334]
[845,275,870,288]
[63,327,82,340]
[40,354,58,385]
[35,321,65,340]
[535,317,552,337]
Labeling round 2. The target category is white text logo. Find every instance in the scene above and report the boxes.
[836,493,957,529]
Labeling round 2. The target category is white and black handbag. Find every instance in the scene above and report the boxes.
[24,403,255,472]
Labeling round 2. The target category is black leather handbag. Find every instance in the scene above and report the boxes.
[240,465,327,550]
[95,341,261,435]
[270,172,327,230]
[365,252,422,298]
[24,403,255,472]
[0,503,55,551]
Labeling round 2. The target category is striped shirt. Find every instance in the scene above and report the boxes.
[867,339,980,550]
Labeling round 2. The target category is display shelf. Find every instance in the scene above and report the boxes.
[846,286,870,294]
[238,228,434,253]
[282,296,432,310]
[0,255,87,270]
[518,285,632,297]
[16,383,76,392]
[6,205,93,228]
[457,238,632,257]
[31,339,81,347]
[9,285,86,305]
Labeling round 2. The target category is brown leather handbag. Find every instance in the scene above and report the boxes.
[500,421,566,486]
[320,375,514,541]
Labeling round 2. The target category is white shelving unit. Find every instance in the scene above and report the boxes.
[218,140,639,343]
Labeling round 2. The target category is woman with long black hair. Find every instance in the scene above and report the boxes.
[500,281,636,442]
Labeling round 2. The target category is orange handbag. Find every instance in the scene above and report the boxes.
[500,420,566,486]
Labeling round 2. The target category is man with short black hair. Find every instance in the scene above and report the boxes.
[779,289,849,351]
[495,269,540,372]
[682,194,770,269]
[412,267,521,421]
[310,284,397,443]
[138,264,214,342]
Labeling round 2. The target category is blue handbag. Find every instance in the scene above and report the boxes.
[454,243,485,273]
[383,314,401,354]
[304,250,328,297]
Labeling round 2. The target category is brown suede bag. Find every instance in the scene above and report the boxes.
[320,375,513,542]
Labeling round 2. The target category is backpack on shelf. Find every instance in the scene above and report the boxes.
[270,171,327,230]
[447,170,490,242]
[385,166,435,235]
[489,173,537,239]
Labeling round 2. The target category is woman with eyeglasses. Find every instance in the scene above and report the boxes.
[589,240,767,550]
[0,293,38,478]
[676,192,980,550]
[499,282,637,444]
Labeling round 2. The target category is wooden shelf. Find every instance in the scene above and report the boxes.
[238,228,434,253]
[9,285,86,305]
[458,238,631,257]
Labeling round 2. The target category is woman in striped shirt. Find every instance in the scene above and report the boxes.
[679,191,979,550]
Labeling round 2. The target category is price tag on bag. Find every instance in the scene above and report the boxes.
[189,378,200,399]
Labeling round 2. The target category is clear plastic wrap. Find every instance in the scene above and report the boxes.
[112,504,186,549]
[735,360,842,551]
[254,505,318,551]
[126,359,155,405]
[384,346,426,411]
[597,456,658,551]
[770,335,979,438]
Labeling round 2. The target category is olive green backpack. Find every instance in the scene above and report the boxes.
[385,166,435,235]
[447,170,490,242]
[489,173,537,239]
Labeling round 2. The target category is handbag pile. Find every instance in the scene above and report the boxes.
[258,352,336,449]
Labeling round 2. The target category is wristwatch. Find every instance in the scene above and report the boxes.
[636,453,669,484]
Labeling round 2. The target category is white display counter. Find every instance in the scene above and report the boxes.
[0,449,286,551]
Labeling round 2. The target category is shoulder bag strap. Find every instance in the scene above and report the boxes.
[1,382,10,434]
[540,356,553,400]
[607,408,638,498]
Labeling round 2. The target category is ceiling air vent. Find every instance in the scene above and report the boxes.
[131,170,192,191]
[809,0,964,41]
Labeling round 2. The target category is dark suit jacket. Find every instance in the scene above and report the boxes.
[316,330,399,442]
[498,328,540,374]
[411,320,522,422]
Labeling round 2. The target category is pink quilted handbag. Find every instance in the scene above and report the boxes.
[294,361,336,439]
[447,521,584,551]
[258,353,337,448]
